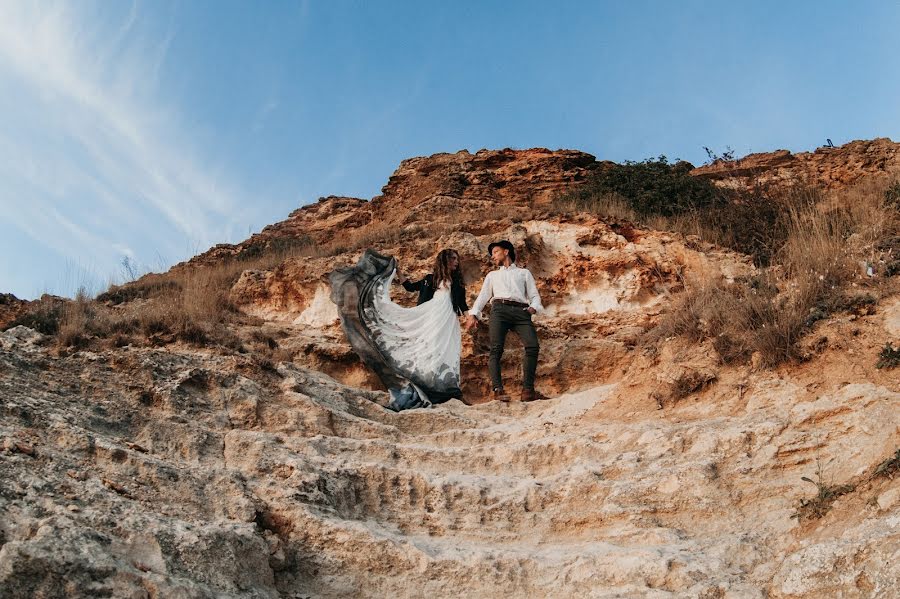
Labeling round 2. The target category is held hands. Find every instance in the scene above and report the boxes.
[464,314,479,331]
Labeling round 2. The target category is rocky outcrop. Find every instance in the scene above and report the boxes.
[373,147,602,211]
[691,137,900,191]
[0,293,29,330]
[181,148,600,270]
[219,214,755,400]
[4,140,900,597]
[179,139,900,274]
[1,299,897,597]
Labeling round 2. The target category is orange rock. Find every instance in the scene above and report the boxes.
[691,137,900,191]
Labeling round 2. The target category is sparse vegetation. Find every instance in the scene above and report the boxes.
[551,162,823,268]
[885,180,900,209]
[3,298,65,335]
[793,475,855,521]
[703,146,736,164]
[876,343,900,369]
[57,288,98,348]
[3,230,324,354]
[649,271,829,366]
[649,203,849,365]
[669,369,717,401]
[236,234,318,261]
[555,157,721,218]
[638,176,900,367]
[24,244,305,351]
[792,462,856,522]
[872,449,900,479]
[324,223,425,256]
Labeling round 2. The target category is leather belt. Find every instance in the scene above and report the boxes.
[493,298,528,308]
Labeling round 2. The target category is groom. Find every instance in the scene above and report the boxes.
[465,240,549,402]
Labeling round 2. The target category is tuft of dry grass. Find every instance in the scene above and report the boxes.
[876,343,900,369]
[649,270,821,366]
[57,288,97,348]
[792,473,855,521]
[872,449,900,479]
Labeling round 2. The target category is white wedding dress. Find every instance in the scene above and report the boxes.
[329,249,463,410]
[365,269,462,401]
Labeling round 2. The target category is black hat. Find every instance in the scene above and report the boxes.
[487,240,516,262]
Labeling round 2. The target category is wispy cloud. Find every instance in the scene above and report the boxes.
[0,1,251,297]
[251,97,280,133]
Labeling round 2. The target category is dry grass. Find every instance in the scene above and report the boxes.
[40,219,428,351]
[550,192,641,223]
[876,343,900,369]
[648,179,899,367]
[51,248,297,350]
[872,449,900,479]
[56,288,96,348]
[792,473,855,521]
[322,223,425,256]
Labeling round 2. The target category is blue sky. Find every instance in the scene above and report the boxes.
[2,1,899,299]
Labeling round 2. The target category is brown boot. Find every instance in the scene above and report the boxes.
[491,387,511,402]
[521,388,549,402]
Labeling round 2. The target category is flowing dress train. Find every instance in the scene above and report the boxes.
[329,249,463,410]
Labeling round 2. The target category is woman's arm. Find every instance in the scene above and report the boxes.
[452,280,469,315]
[401,278,423,292]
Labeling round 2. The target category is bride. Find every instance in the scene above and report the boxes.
[329,248,468,411]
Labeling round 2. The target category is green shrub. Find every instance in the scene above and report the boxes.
[564,156,721,217]
[707,187,800,266]
[555,159,817,266]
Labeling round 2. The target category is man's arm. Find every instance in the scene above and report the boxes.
[468,272,494,320]
[524,270,544,313]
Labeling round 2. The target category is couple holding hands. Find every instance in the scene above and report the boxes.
[329,240,548,411]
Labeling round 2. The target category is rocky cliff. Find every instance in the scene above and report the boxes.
[691,137,900,191]
[1,141,899,598]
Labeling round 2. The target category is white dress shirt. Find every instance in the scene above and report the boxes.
[469,263,544,319]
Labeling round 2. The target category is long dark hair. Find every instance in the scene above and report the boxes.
[433,249,462,288]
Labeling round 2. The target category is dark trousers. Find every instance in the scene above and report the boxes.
[488,303,539,391]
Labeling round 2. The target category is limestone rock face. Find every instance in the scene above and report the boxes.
[1,323,897,597]
[691,137,900,190]
[183,148,600,270]
[0,293,27,329]
[0,325,45,352]
[3,140,900,597]
[170,146,761,399]
[373,147,602,211]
